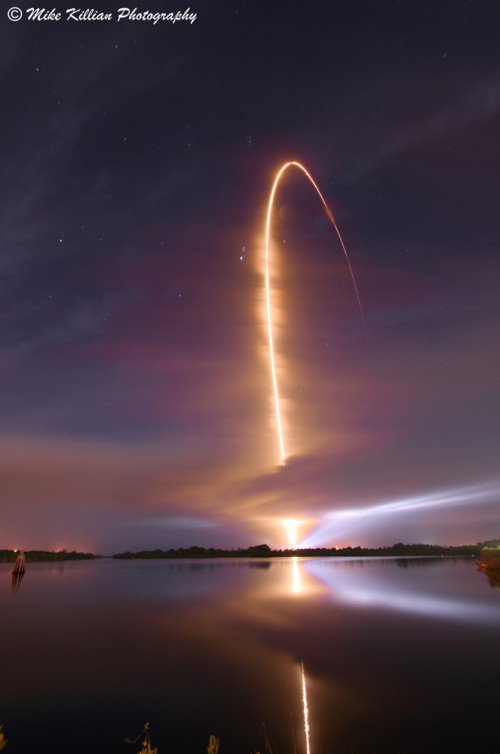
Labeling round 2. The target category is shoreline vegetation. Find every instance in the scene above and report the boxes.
[0,549,97,563]
[478,545,500,587]
[1,541,499,565]
[112,540,500,560]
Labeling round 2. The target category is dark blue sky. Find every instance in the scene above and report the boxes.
[1,1,499,552]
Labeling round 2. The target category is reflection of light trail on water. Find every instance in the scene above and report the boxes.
[264,161,365,465]
[303,559,500,624]
[301,662,311,754]
[300,481,500,548]
[292,556,300,595]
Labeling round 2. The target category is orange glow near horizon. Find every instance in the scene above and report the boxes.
[264,161,365,466]
[284,518,299,548]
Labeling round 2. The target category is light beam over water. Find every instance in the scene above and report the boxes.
[300,481,500,548]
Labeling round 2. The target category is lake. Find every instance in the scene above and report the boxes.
[1,557,499,753]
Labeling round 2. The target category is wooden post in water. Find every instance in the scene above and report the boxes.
[12,549,25,575]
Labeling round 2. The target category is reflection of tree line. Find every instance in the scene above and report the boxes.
[151,559,272,571]
[328,556,469,570]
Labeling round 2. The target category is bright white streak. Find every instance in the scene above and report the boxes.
[300,480,500,548]
[327,481,499,521]
[285,518,299,547]
[301,662,311,754]
[265,161,365,465]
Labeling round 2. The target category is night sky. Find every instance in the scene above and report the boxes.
[1,1,499,553]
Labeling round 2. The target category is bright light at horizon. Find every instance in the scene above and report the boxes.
[284,518,299,547]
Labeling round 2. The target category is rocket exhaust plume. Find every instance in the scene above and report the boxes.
[264,161,365,465]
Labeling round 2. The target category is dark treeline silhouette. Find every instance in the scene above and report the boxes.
[112,541,500,560]
[3,541,498,562]
[0,549,98,563]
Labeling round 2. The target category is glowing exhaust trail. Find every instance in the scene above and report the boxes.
[264,161,365,465]
[285,518,299,548]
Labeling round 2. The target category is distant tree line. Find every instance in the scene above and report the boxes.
[0,549,97,563]
[112,541,500,560]
[3,541,499,563]
[113,544,274,559]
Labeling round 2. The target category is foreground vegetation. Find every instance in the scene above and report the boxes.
[478,544,500,587]
[113,540,499,560]
[0,721,272,754]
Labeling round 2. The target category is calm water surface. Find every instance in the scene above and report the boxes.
[1,557,499,754]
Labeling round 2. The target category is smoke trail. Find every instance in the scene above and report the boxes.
[264,161,365,465]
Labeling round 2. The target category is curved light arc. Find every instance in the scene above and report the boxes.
[265,161,365,466]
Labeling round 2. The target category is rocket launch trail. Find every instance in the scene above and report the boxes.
[264,161,365,465]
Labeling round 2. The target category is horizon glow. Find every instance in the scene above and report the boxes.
[284,518,299,547]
